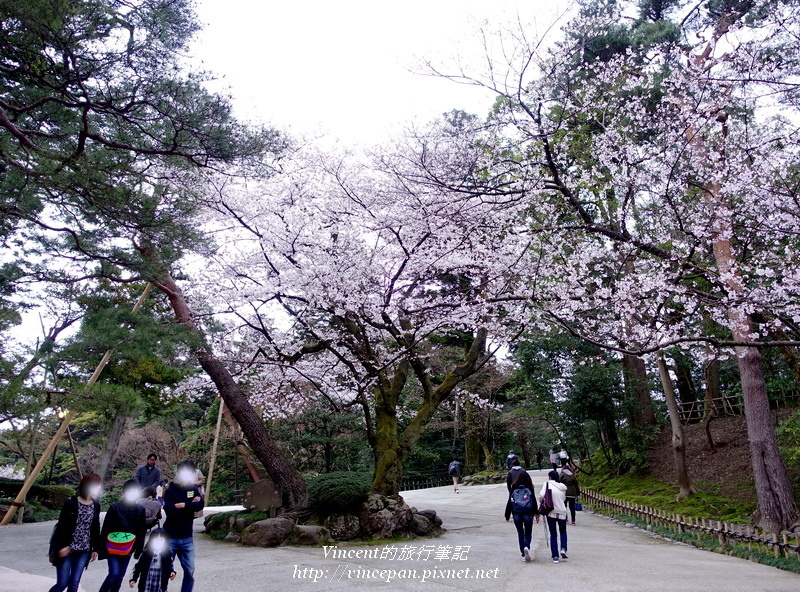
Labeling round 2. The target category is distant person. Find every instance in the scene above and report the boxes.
[549,449,559,469]
[505,449,519,470]
[135,454,162,490]
[535,448,543,470]
[48,473,103,592]
[560,464,581,525]
[164,460,205,592]
[539,470,569,563]
[504,459,539,562]
[128,528,176,592]
[139,487,163,530]
[448,458,463,493]
[99,479,147,592]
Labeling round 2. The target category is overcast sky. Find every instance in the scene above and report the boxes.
[191,0,573,145]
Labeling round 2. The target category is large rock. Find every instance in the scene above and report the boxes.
[292,525,331,545]
[417,509,443,527]
[358,494,413,539]
[324,513,361,541]
[240,517,295,547]
[411,514,432,535]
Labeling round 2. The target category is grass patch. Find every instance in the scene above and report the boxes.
[580,472,756,522]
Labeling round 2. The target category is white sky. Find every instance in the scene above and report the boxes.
[191,0,574,145]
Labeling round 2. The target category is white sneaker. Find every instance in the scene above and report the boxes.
[523,547,531,562]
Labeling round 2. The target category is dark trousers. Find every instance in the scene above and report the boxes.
[566,496,577,522]
[98,554,132,592]
[512,513,533,554]
[546,515,568,559]
[49,550,91,592]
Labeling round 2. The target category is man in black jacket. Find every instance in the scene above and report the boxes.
[164,460,204,592]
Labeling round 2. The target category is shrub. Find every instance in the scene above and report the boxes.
[0,479,75,509]
[307,471,371,514]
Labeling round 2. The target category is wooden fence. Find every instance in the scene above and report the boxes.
[582,488,800,563]
[678,390,800,424]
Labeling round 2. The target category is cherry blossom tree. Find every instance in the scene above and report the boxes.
[424,0,800,530]
[192,139,531,495]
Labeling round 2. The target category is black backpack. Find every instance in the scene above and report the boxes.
[448,461,460,476]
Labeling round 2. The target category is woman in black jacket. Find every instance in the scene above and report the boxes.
[99,479,147,592]
[48,473,103,592]
[128,528,176,592]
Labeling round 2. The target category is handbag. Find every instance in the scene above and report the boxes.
[575,501,583,512]
[538,482,554,516]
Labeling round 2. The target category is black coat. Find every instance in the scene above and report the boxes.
[49,496,102,563]
[130,548,175,592]
[99,501,147,559]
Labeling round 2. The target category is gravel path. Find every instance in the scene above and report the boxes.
[2,469,798,591]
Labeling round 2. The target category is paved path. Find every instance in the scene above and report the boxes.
[2,469,799,591]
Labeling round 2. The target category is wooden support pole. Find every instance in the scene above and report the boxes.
[0,284,153,526]
[203,398,226,512]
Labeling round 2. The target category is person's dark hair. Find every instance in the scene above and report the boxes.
[177,460,196,471]
[142,486,157,498]
[77,473,102,498]
[511,458,521,467]
[122,478,140,493]
[147,453,158,460]
[548,470,560,482]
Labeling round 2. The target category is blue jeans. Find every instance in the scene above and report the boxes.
[512,513,533,554]
[170,537,196,592]
[49,550,91,592]
[546,515,568,559]
[98,554,132,592]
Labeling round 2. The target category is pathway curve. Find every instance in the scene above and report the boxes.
[1,469,798,591]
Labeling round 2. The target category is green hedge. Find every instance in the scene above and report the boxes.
[307,472,371,514]
[0,479,75,509]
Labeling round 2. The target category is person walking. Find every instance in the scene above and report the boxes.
[548,449,559,469]
[505,450,519,470]
[535,448,543,470]
[47,473,103,592]
[539,470,569,564]
[134,454,162,490]
[448,458,463,493]
[164,460,204,592]
[560,463,581,525]
[99,480,147,592]
[128,528,176,592]
[504,459,539,562]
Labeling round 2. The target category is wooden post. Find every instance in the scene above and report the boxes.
[203,398,226,512]
[66,425,82,479]
[0,284,153,526]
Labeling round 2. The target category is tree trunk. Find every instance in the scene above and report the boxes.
[710,211,799,531]
[703,358,719,452]
[96,410,128,481]
[464,400,482,468]
[153,271,307,509]
[622,354,657,427]
[370,362,408,496]
[370,329,487,495]
[656,354,695,500]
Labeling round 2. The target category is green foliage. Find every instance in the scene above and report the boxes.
[777,410,800,488]
[0,479,73,509]
[307,471,371,514]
